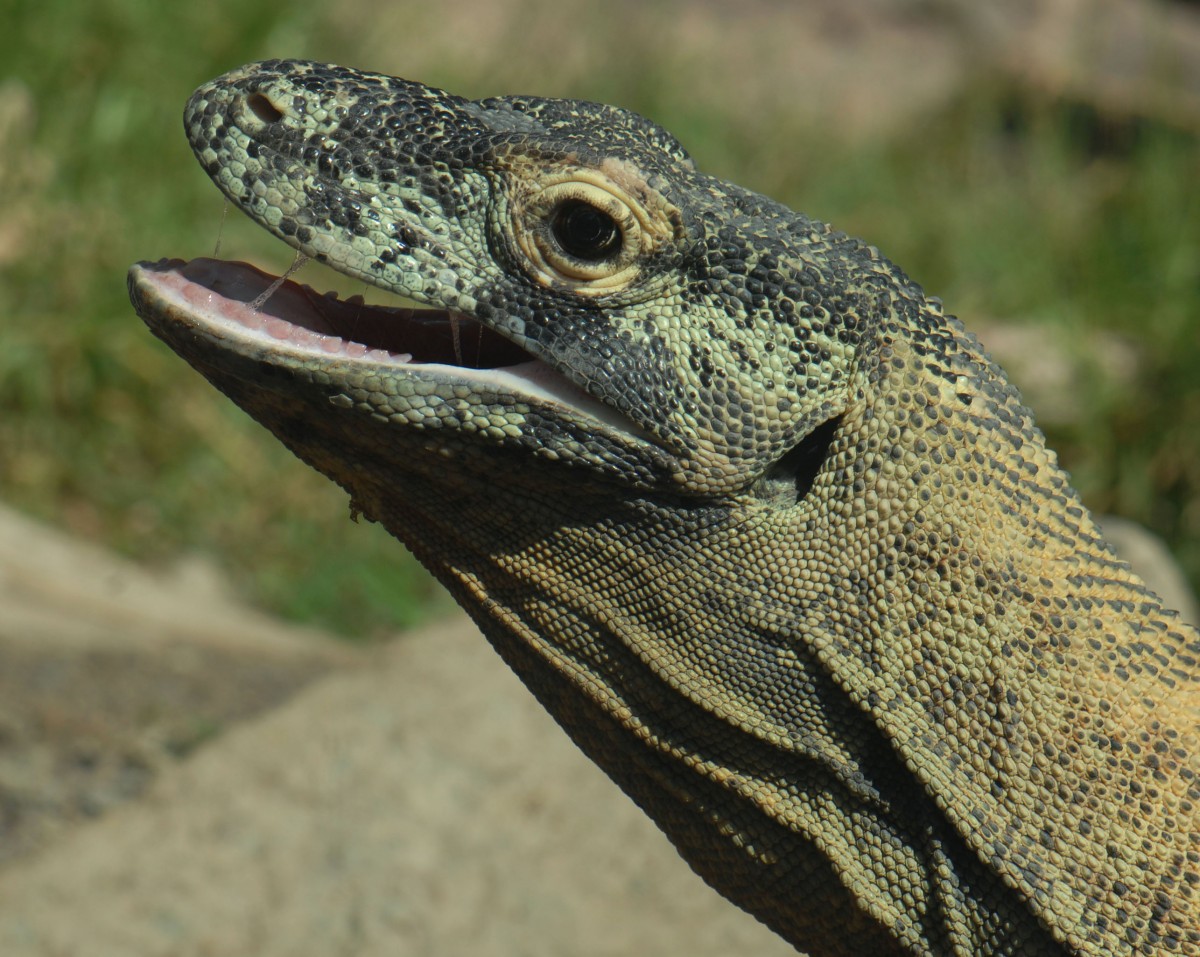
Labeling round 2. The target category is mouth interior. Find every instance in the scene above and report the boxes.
[140,256,658,444]
[174,257,533,369]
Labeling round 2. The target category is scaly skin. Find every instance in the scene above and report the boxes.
[128,61,1200,956]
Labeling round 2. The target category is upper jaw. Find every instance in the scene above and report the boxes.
[163,62,688,486]
[177,66,642,436]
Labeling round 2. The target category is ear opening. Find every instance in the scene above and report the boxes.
[758,414,842,507]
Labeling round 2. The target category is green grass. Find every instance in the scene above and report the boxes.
[2,0,1197,636]
[1,0,449,637]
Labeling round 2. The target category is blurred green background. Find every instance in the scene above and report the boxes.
[2,0,1197,638]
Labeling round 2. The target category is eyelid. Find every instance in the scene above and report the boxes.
[521,181,644,287]
[503,163,678,295]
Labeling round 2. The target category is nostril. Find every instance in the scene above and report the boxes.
[246,92,284,124]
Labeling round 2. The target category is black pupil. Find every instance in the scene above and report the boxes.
[551,200,621,261]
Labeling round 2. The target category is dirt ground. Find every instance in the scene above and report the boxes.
[0,504,796,956]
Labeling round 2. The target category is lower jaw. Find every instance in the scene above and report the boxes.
[129,256,653,443]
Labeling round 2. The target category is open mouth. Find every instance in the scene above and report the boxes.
[155,257,531,367]
[134,257,649,440]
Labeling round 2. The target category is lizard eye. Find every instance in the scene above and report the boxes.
[550,200,622,261]
[515,178,646,290]
[511,172,678,293]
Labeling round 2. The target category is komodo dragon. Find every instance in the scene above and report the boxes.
[127,60,1200,956]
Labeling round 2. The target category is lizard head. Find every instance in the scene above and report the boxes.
[130,59,892,505]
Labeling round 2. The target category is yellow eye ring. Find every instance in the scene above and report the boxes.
[518,179,645,290]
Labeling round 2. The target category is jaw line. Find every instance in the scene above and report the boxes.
[131,257,659,445]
